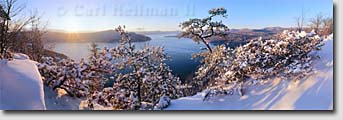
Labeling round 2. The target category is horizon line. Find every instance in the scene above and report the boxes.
[47,26,295,33]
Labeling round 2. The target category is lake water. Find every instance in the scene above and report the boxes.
[52,33,204,82]
[51,33,247,82]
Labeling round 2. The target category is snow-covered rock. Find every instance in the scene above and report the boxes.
[12,53,30,60]
[0,54,46,110]
[154,96,171,110]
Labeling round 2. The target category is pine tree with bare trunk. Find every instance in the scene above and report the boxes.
[179,8,229,53]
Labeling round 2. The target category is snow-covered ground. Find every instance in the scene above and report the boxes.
[0,54,46,110]
[166,35,333,110]
[44,86,84,110]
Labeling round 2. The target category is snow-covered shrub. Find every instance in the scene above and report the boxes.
[229,30,322,81]
[0,50,13,60]
[38,46,117,97]
[38,58,92,97]
[192,30,323,100]
[85,43,117,92]
[186,45,235,95]
[84,26,183,110]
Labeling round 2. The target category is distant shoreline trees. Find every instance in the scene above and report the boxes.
[309,13,333,36]
[294,9,333,36]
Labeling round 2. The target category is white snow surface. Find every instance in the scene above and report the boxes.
[44,86,84,110]
[0,54,46,110]
[166,35,334,110]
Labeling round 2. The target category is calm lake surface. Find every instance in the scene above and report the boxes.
[51,33,247,82]
[52,33,204,82]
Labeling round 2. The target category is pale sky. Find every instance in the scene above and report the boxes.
[19,0,333,32]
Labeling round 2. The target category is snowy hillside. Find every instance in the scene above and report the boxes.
[0,54,46,110]
[166,35,333,110]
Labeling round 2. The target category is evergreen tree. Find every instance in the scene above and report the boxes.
[84,26,183,110]
[179,8,229,53]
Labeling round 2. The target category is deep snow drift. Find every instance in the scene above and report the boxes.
[166,35,333,110]
[0,54,46,110]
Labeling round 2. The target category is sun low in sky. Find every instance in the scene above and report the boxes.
[64,18,81,33]
[23,0,333,32]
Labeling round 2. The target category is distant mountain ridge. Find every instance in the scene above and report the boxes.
[141,27,289,42]
[44,27,290,43]
[43,30,151,43]
[219,27,289,42]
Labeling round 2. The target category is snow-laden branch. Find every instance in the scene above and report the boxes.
[190,30,324,100]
